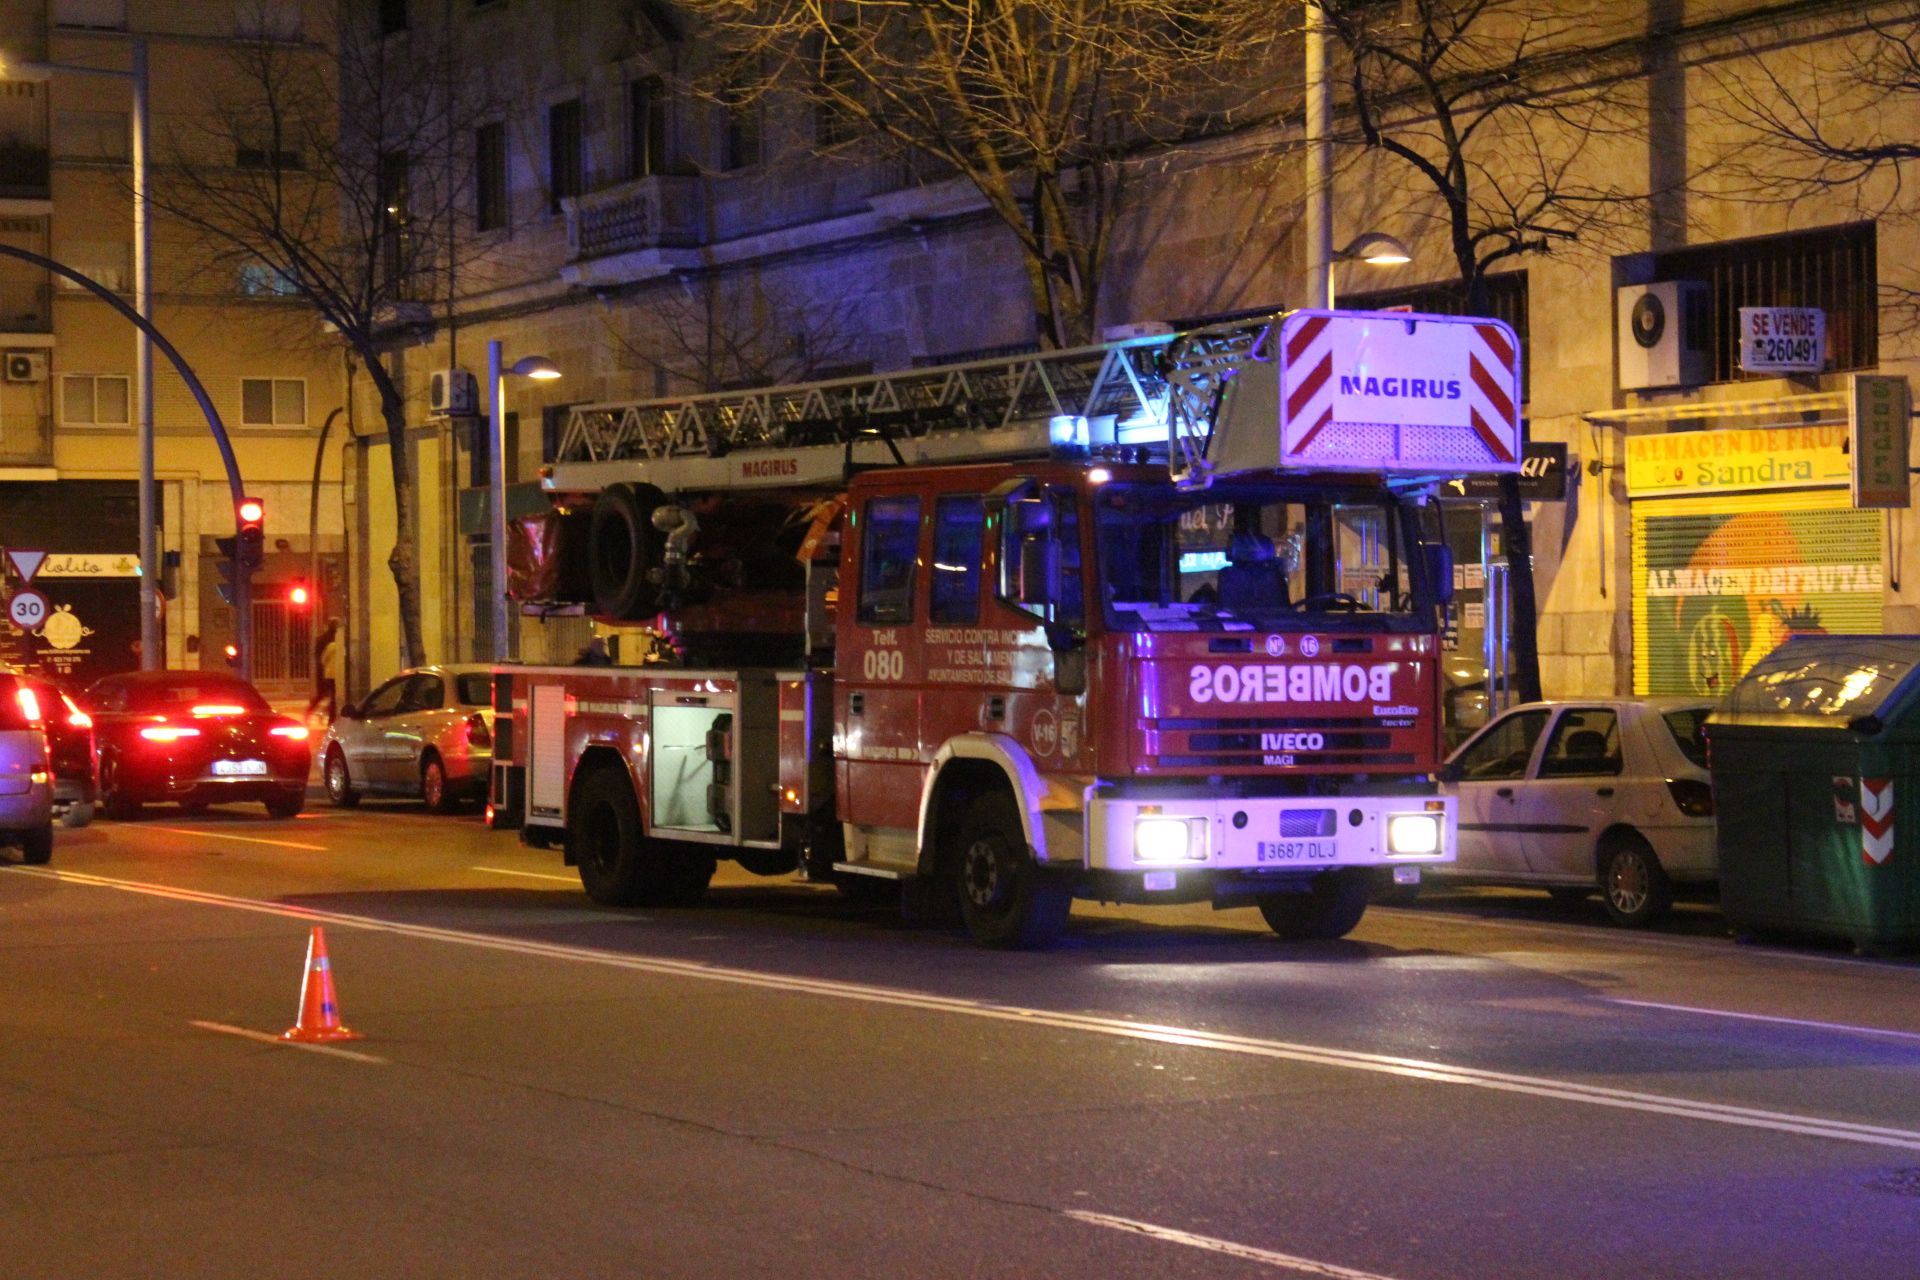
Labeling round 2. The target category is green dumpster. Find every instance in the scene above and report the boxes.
[1707,635,1920,954]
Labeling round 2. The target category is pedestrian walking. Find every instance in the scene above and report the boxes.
[307,617,341,722]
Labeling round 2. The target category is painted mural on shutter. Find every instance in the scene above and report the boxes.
[1633,491,1884,696]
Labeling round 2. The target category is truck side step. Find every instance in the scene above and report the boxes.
[831,862,905,881]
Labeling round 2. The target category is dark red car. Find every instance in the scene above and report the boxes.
[18,673,97,828]
[83,671,310,819]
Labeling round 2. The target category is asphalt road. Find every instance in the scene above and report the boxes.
[3,800,1917,1279]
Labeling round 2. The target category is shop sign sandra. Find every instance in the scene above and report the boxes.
[1626,424,1850,496]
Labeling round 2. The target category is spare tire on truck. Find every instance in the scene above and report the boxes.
[588,482,666,619]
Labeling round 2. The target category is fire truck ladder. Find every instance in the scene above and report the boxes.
[553,336,1177,474]
[1159,316,1274,491]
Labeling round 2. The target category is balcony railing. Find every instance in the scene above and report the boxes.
[0,413,53,467]
[564,176,706,261]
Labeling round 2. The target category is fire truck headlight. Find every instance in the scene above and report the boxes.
[1387,813,1442,855]
[1135,816,1205,863]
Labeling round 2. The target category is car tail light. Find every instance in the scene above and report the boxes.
[15,686,41,723]
[466,712,492,748]
[1667,778,1714,817]
[270,724,310,740]
[191,704,247,717]
[60,693,91,730]
[140,725,201,742]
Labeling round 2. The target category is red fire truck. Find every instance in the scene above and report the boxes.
[491,310,1522,947]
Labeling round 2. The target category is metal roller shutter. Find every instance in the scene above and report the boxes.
[1633,491,1883,696]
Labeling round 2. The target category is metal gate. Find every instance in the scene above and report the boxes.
[250,597,313,683]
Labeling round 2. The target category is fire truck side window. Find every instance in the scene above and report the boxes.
[857,495,921,625]
[999,488,1084,627]
[930,496,984,624]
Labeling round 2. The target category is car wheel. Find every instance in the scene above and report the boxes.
[1257,868,1371,940]
[60,801,94,830]
[324,748,360,808]
[265,792,305,820]
[1600,834,1671,928]
[100,755,142,820]
[953,791,1072,949]
[19,822,52,865]
[421,755,454,814]
[180,799,210,816]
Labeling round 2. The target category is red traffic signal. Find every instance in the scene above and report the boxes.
[223,642,240,665]
[288,583,310,606]
[237,497,265,568]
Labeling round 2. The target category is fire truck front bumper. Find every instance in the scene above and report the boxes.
[1079,792,1454,901]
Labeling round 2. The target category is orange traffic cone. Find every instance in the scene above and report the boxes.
[282,926,362,1043]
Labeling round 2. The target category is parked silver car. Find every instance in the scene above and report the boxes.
[0,672,55,863]
[321,665,494,812]
[1426,697,1717,927]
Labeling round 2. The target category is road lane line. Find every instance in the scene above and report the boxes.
[472,865,579,883]
[1065,1212,1405,1279]
[1609,998,1920,1044]
[24,867,1920,1154]
[190,1020,388,1064]
[143,826,329,852]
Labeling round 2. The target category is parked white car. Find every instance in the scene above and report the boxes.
[322,665,495,812]
[1425,697,1717,927]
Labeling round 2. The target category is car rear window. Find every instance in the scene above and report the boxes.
[125,677,271,715]
[1662,708,1710,769]
[455,674,491,707]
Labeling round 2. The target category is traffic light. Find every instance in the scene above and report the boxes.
[223,642,240,666]
[288,582,310,607]
[237,496,265,569]
[214,535,240,606]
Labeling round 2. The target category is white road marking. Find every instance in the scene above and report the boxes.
[144,826,328,852]
[1609,998,1920,1044]
[1065,1212,1406,1279]
[190,1020,387,1064]
[472,865,579,883]
[25,867,1920,1153]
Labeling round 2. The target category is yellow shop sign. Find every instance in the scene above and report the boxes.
[1626,424,1850,496]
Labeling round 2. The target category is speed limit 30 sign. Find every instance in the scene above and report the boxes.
[7,588,48,630]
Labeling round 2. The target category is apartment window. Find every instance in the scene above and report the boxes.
[378,0,408,34]
[241,377,306,427]
[378,150,410,290]
[475,122,507,231]
[60,374,130,426]
[720,73,759,172]
[236,144,303,170]
[549,98,583,213]
[51,109,128,162]
[54,241,130,292]
[813,34,858,148]
[628,78,666,180]
[238,263,299,297]
[1648,222,1877,382]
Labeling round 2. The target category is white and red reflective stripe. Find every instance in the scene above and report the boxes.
[1278,310,1521,468]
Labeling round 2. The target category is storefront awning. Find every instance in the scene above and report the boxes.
[1584,391,1847,429]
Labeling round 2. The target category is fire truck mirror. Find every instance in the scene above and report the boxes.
[1017,533,1060,606]
[1048,628,1088,698]
[1423,543,1454,607]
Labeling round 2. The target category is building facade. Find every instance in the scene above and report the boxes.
[0,0,346,694]
[349,0,1920,713]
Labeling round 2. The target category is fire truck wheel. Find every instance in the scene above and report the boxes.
[954,792,1071,949]
[572,766,653,906]
[659,844,716,906]
[1256,868,1370,940]
[588,482,666,619]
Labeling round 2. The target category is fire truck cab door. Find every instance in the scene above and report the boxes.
[838,492,927,832]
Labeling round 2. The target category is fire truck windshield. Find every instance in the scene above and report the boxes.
[1093,483,1436,633]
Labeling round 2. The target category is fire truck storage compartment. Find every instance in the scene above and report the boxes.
[649,673,779,844]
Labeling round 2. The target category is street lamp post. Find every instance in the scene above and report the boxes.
[486,341,560,663]
[1329,233,1413,308]
[5,39,158,668]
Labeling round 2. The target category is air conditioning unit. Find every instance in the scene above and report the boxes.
[1617,281,1711,390]
[4,351,48,383]
[428,367,477,417]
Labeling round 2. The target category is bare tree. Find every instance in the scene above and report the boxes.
[683,0,1279,350]
[146,2,489,667]
[598,277,871,393]
[1322,0,1649,703]
[1708,11,1920,330]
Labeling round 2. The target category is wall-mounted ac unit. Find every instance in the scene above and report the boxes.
[4,351,48,383]
[1617,281,1711,390]
[429,368,476,417]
